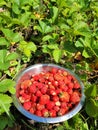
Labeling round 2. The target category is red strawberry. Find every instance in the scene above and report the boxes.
[59,92,70,102]
[29,84,37,93]
[51,68,57,74]
[40,86,48,94]
[31,95,37,102]
[35,110,42,117]
[39,94,50,105]
[46,101,55,110]
[52,95,59,102]
[52,80,59,87]
[21,80,32,89]
[41,108,49,117]
[61,102,67,108]
[29,108,35,114]
[36,90,42,97]
[53,106,60,112]
[49,110,56,117]
[74,82,80,89]
[36,103,45,111]
[58,108,67,116]
[70,91,80,104]
[49,89,56,96]
[22,93,31,102]
[23,101,32,110]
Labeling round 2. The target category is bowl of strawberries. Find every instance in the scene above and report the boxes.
[13,64,85,123]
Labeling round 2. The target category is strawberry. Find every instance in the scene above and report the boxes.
[53,106,60,112]
[22,93,31,102]
[58,108,68,116]
[31,95,37,102]
[52,80,59,87]
[59,92,70,102]
[21,80,32,89]
[73,82,80,89]
[40,86,48,94]
[51,68,57,74]
[41,108,49,117]
[29,108,35,114]
[70,91,80,104]
[49,110,56,117]
[46,101,55,110]
[23,101,32,110]
[35,110,42,117]
[61,102,67,108]
[39,94,50,105]
[29,84,37,93]
[35,90,42,97]
[36,103,45,111]
[49,89,57,96]
[52,95,59,102]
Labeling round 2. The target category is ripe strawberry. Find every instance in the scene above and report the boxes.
[22,93,31,102]
[58,108,67,116]
[61,102,67,108]
[21,80,32,89]
[41,108,49,117]
[52,95,59,102]
[36,103,45,111]
[73,82,80,89]
[35,110,42,117]
[40,86,48,94]
[53,106,60,112]
[29,84,37,93]
[39,94,50,105]
[52,80,59,87]
[51,68,57,74]
[36,90,42,97]
[70,91,80,104]
[54,74,62,81]
[29,108,35,114]
[31,95,37,102]
[23,101,32,110]
[49,110,56,117]
[19,89,24,95]
[68,82,74,89]
[59,92,70,102]
[46,101,55,110]
[49,89,57,96]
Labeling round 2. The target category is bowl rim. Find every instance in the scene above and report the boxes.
[13,63,85,123]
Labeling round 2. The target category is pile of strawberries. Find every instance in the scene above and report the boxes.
[17,67,81,117]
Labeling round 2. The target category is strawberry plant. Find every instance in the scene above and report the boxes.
[0,0,98,129]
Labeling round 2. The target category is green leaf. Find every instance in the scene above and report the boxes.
[53,49,62,63]
[0,94,12,115]
[1,28,22,42]
[85,85,97,98]
[6,52,19,61]
[42,35,52,41]
[0,37,10,46]
[0,79,15,93]
[39,20,53,34]
[85,98,98,117]
[19,41,37,58]
[12,2,20,14]
[82,49,90,58]
[51,6,58,23]
[47,44,59,49]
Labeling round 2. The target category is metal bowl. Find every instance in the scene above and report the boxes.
[13,64,85,123]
